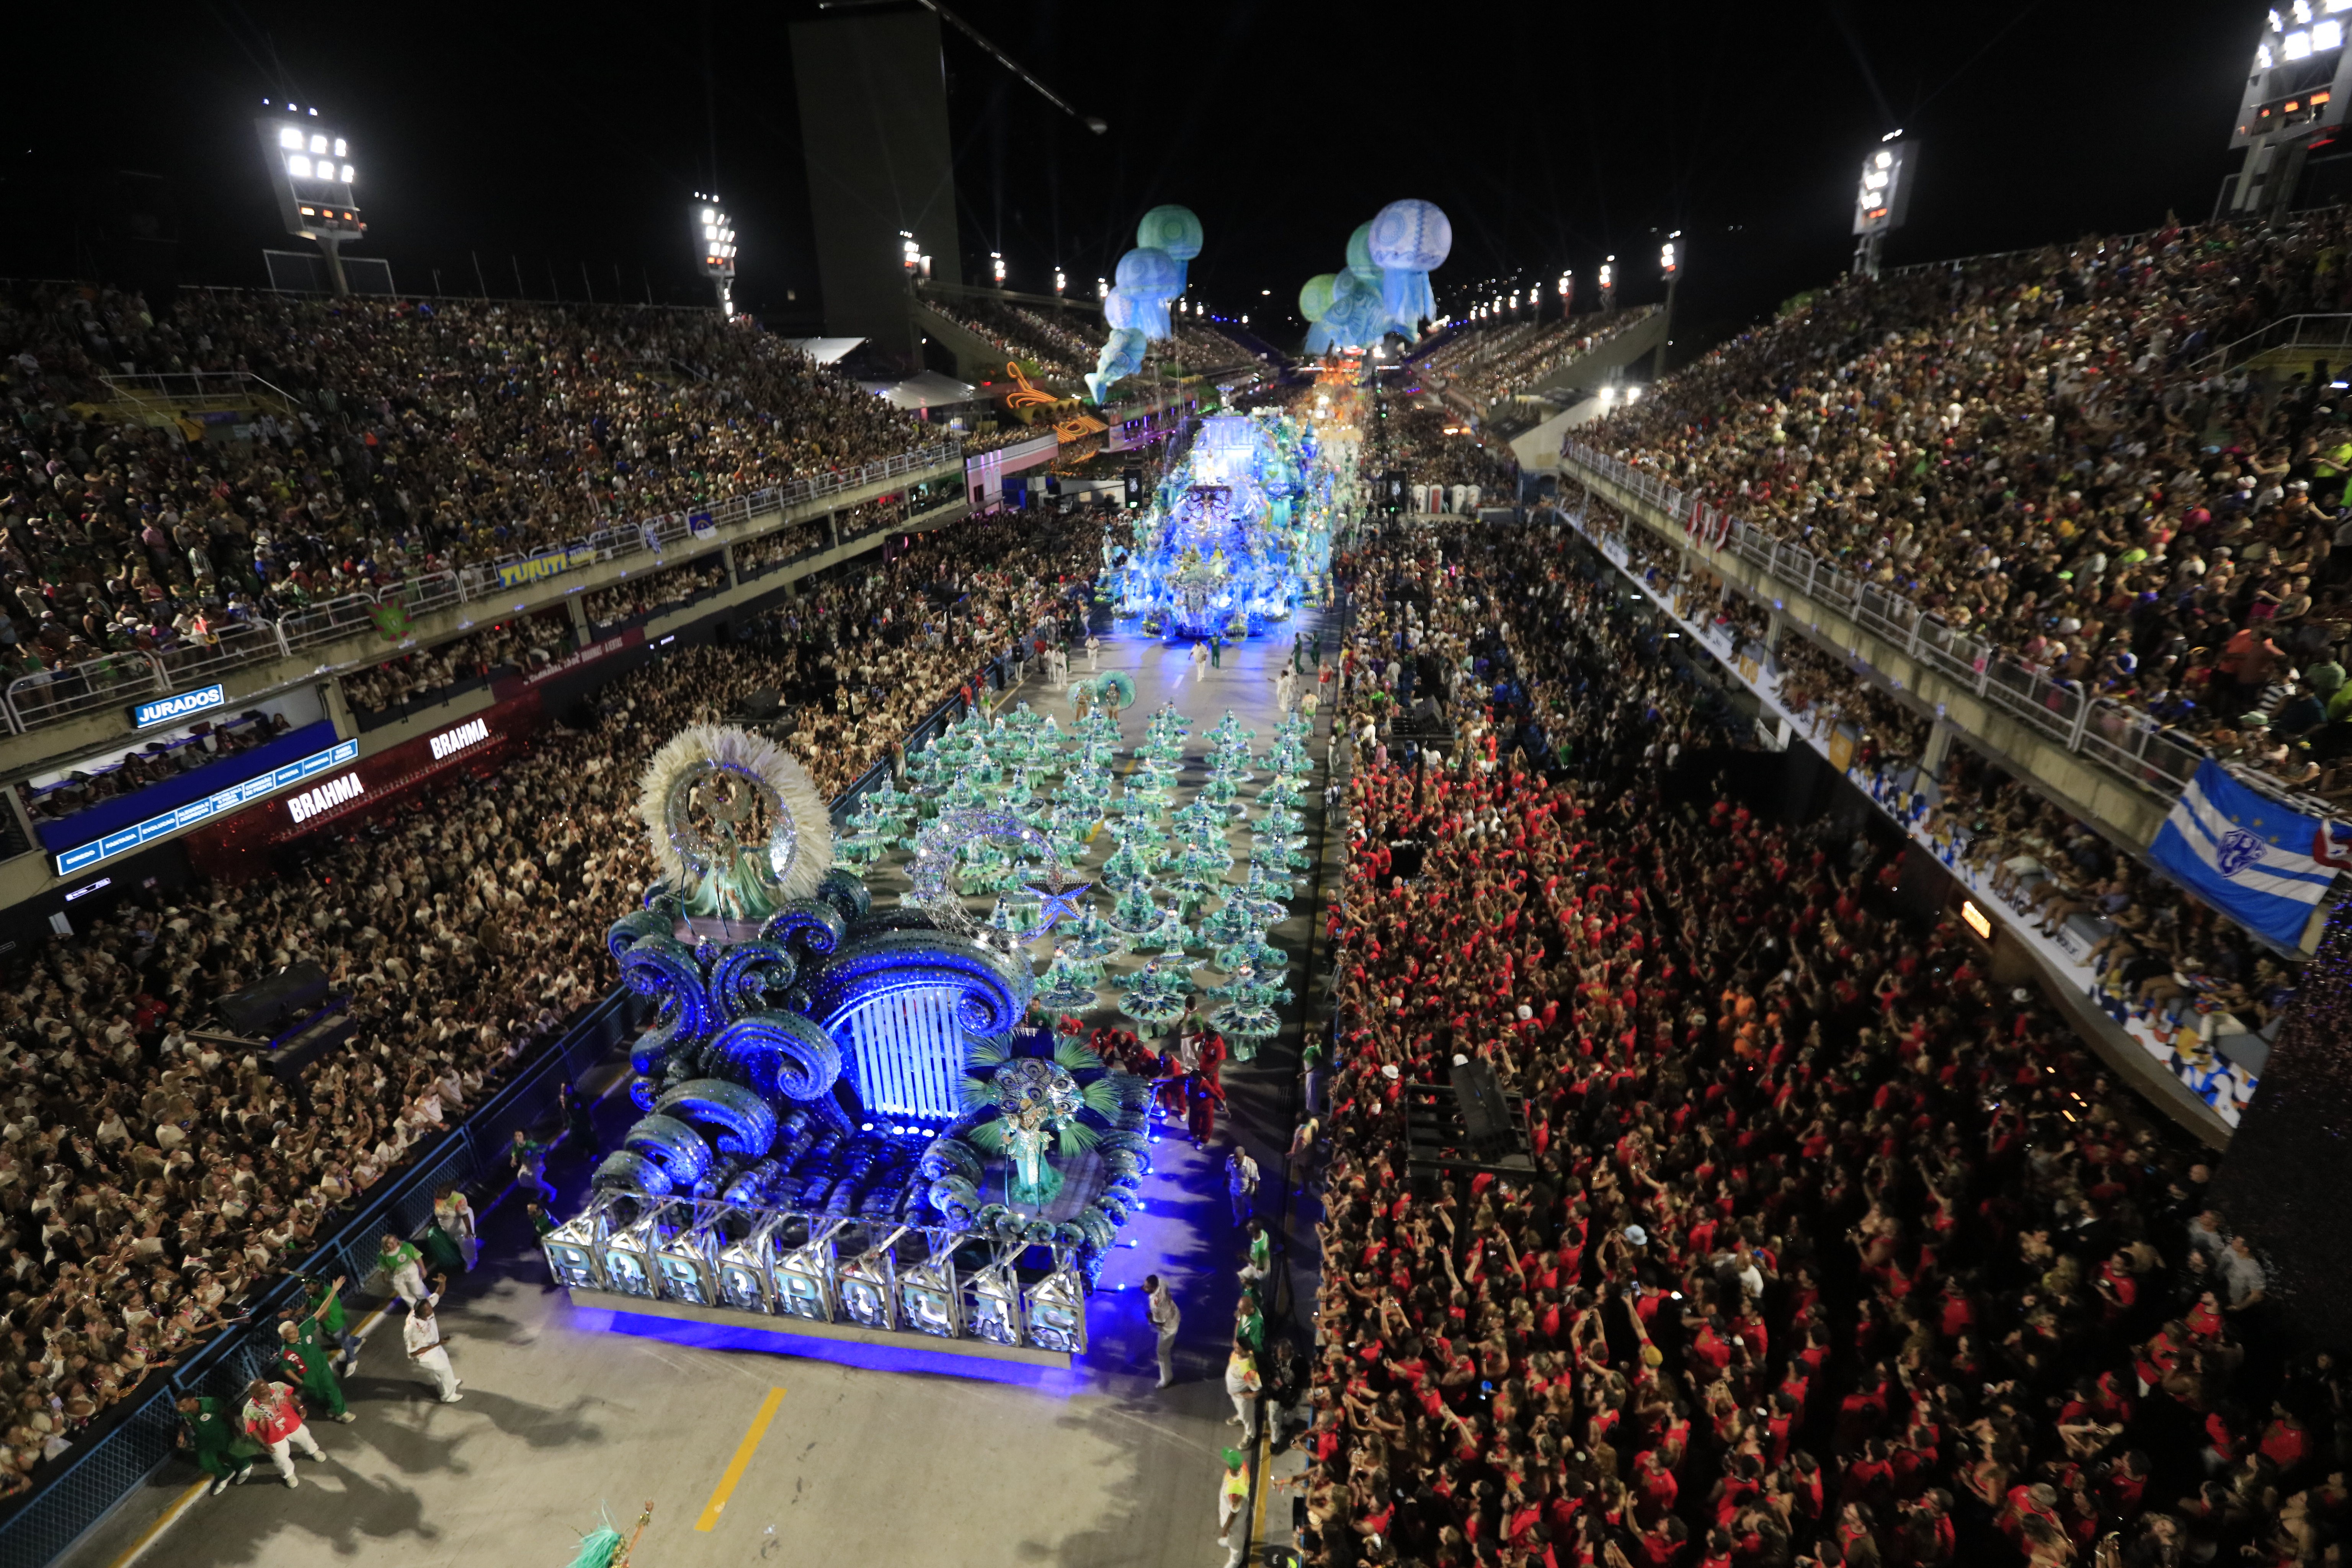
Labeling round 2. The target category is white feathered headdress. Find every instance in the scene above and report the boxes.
[637,724,835,912]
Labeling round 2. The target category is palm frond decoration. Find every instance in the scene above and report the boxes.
[964,1117,1008,1154]
[957,1074,999,1113]
[968,1036,1013,1067]
[1056,1120,1103,1158]
[1052,1036,1106,1075]
[1080,1077,1126,1119]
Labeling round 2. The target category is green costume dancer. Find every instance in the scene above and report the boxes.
[176,1393,259,1495]
[277,1317,351,1420]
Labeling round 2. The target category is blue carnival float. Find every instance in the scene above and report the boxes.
[1114,412,1335,640]
[542,726,1149,1358]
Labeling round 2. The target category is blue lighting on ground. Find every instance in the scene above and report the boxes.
[577,1306,1098,1393]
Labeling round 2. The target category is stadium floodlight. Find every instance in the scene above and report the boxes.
[1851,138,1915,279]
[901,231,921,270]
[991,251,1006,286]
[1598,256,1615,308]
[1096,277,1108,299]
[1054,267,1067,294]
[1659,238,1679,277]
[254,104,365,295]
[2232,1,2352,215]
[692,192,738,318]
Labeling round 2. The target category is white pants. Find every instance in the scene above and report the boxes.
[414,1346,460,1400]
[1228,1385,1256,1437]
[389,1264,426,1305]
[1156,1330,1177,1386]
[262,1424,324,1481]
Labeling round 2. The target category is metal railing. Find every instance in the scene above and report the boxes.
[0,441,964,740]
[93,369,304,414]
[0,991,639,1568]
[1557,439,2221,814]
[2185,312,2352,376]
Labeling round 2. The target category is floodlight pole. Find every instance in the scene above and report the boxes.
[1852,229,1885,281]
[1653,271,1677,381]
[316,233,351,298]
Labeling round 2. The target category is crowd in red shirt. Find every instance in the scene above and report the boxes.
[1293,523,2342,1568]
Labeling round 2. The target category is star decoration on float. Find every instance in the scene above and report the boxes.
[1024,874,1095,932]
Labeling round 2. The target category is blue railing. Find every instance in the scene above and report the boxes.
[0,993,642,1568]
[4,666,1032,1564]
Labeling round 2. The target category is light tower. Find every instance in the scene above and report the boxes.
[254,104,363,295]
[694,195,738,317]
[1054,266,1067,296]
[1598,256,1616,311]
[991,251,1006,286]
[1851,134,1914,279]
[2230,5,2352,217]
[1557,270,1575,318]
[1655,232,1681,379]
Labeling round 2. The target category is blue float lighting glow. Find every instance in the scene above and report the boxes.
[577,1307,1094,1393]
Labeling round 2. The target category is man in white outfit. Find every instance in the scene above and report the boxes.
[241,1379,325,1487]
[404,1280,463,1402]
[1276,667,1296,712]
[1144,1274,1181,1388]
[1190,640,1209,682]
[1085,634,1100,671]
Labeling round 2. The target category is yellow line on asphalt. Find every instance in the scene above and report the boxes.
[106,1480,206,1568]
[694,1385,787,1532]
[1248,1414,1274,1557]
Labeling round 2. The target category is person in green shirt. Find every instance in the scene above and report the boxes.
[299,1272,361,1375]
[276,1317,355,1422]
[1232,1288,1265,1360]
[175,1393,258,1496]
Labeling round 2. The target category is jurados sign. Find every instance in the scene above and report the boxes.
[130,684,225,730]
[285,771,366,826]
[428,717,490,761]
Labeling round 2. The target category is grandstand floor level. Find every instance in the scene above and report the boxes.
[61,615,1334,1568]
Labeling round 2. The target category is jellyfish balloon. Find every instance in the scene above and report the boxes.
[1368,199,1452,331]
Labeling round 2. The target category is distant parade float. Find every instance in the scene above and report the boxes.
[543,724,1153,1360]
[1112,411,1339,641]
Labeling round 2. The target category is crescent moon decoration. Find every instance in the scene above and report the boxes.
[909,809,1081,953]
[637,725,834,924]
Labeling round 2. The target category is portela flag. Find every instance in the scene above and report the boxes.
[373,603,412,640]
[2148,761,2341,947]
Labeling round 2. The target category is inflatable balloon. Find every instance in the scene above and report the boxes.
[1345,223,1382,284]
[1137,206,1204,288]
[1321,287,1389,350]
[1368,199,1452,328]
[1086,327,1149,405]
[1103,287,1147,333]
[1298,273,1337,324]
[1114,247,1182,340]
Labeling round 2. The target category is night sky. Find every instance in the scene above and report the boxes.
[0,0,2269,362]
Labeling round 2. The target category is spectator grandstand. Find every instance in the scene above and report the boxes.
[0,507,1095,1498]
[1570,217,2352,785]
[1308,504,2310,1568]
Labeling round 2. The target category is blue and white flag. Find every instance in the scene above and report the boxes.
[2148,760,2340,947]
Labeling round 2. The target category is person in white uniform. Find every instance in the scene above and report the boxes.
[1145,1274,1181,1388]
[403,1279,463,1402]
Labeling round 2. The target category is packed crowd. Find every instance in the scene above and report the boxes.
[1422,307,1659,408]
[12,710,301,826]
[583,558,727,633]
[1387,408,1518,518]
[340,615,570,715]
[1295,510,2321,1568]
[1576,214,2352,771]
[926,296,1106,386]
[0,283,946,680]
[1561,480,2303,1099]
[0,509,1101,1496]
